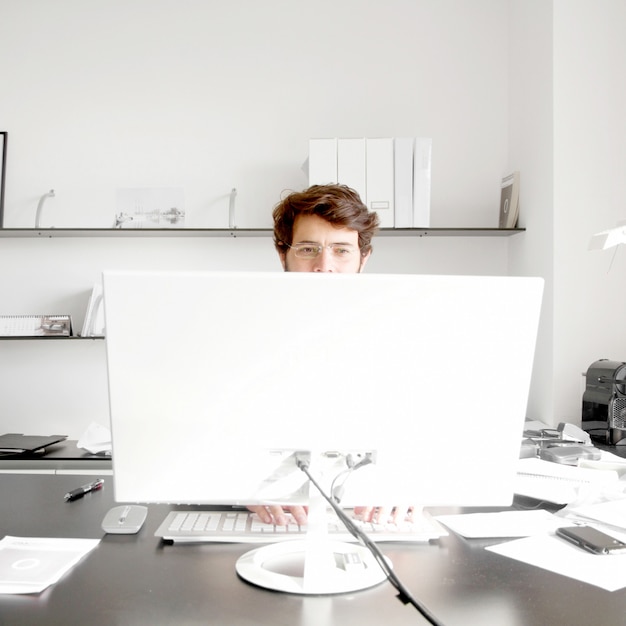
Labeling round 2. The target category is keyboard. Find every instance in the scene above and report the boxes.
[155,509,447,544]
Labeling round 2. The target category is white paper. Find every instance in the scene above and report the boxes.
[77,421,112,455]
[515,457,619,504]
[81,282,105,338]
[568,498,626,531]
[579,450,626,477]
[0,536,99,594]
[487,532,626,592]
[435,510,563,538]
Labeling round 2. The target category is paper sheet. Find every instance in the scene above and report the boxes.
[77,422,112,455]
[0,536,100,594]
[487,532,626,592]
[579,450,626,477]
[567,498,626,531]
[435,510,564,538]
[514,457,619,504]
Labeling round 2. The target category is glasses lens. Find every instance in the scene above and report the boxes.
[329,245,354,259]
[291,243,356,260]
[293,245,321,258]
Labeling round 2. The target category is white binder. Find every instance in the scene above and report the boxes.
[308,138,337,186]
[393,137,414,228]
[413,137,432,228]
[366,138,394,228]
[337,138,366,204]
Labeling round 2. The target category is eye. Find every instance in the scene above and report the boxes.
[330,246,354,257]
[298,245,318,256]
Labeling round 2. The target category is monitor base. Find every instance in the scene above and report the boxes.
[235,539,389,595]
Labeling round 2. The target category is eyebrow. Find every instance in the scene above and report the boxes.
[294,240,356,247]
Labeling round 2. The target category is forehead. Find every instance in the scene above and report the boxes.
[291,214,359,245]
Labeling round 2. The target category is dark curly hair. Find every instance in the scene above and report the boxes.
[272,184,380,258]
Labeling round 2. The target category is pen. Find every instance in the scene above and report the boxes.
[64,478,105,502]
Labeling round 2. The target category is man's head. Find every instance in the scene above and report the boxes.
[272,184,379,273]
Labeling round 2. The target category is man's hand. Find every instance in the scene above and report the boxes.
[354,505,414,524]
[247,505,308,526]
[249,504,414,526]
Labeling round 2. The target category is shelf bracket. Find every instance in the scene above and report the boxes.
[35,189,55,228]
[228,188,237,229]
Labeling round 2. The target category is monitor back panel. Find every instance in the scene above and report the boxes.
[103,271,543,507]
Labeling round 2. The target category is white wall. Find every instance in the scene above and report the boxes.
[551,0,626,423]
[1,0,509,229]
[507,1,555,422]
[1,0,528,438]
[507,0,626,427]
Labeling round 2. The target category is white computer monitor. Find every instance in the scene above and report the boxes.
[103,270,543,594]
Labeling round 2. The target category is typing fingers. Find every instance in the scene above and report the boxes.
[354,505,414,524]
[246,505,308,526]
[247,505,285,525]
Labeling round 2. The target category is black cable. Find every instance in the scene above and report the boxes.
[295,456,443,626]
[330,454,374,503]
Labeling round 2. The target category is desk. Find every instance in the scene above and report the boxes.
[1,473,626,625]
[0,440,112,474]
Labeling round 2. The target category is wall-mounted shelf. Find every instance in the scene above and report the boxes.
[0,336,104,340]
[0,227,525,238]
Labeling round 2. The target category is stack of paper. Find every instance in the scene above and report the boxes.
[515,457,619,504]
[0,536,99,594]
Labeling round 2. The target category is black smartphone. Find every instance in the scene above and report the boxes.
[556,526,626,555]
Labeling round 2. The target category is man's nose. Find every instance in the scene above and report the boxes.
[312,248,334,272]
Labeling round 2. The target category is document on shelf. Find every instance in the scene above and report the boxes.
[0,536,99,594]
[0,314,72,337]
[515,457,619,504]
[80,282,105,337]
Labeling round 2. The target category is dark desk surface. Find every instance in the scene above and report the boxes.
[595,440,626,459]
[0,440,112,473]
[2,473,626,626]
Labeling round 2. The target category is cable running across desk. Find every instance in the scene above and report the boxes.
[295,455,443,626]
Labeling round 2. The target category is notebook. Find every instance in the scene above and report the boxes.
[0,434,68,455]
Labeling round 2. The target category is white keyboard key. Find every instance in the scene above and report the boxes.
[181,513,198,531]
[222,513,237,531]
[169,513,187,531]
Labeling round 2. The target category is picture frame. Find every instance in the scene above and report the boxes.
[499,171,520,229]
[0,132,6,227]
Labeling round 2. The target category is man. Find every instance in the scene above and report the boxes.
[251,184,392,526]
[272,183,379,273]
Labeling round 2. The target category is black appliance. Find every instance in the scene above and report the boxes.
[582,359,626,445]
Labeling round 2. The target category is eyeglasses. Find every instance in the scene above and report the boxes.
[286,242,358,261]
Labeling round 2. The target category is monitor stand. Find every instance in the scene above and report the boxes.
[235,493,389,595]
